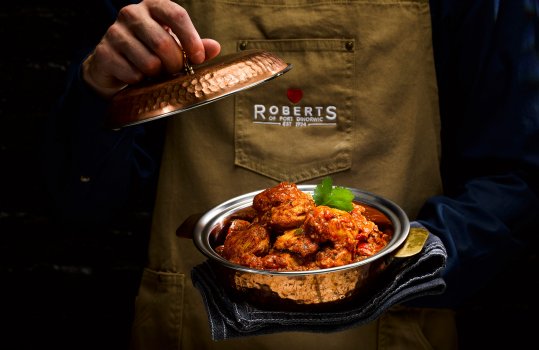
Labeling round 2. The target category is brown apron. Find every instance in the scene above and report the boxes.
[130,1,456,349]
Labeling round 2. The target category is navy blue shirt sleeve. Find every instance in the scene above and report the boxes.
[42,0,162,227]
[415,0,539,308]
[44,58,143,225]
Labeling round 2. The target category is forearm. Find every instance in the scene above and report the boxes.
[415,173,538,308]
[42,57,142,225]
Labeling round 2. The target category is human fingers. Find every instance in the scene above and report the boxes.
[83,0,221,98]
[82,1,182,98]
[117,1,184,75]
[201,38,221,61]
[82,16,162,98]
[118,1,221,73]
[145,0,208,64]
[83,41,147,99]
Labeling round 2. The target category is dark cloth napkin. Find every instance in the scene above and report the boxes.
[191,224,447,341]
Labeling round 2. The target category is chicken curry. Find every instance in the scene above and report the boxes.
[215,182,393,271]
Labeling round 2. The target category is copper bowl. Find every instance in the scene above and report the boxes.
[193,185,410,311]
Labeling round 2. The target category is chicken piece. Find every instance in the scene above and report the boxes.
[356,202,393,230]
[260,252,304,271]
[225,250,304,271]
[350,203,378,235]
[356,228,393,258]
[273,228,319,257]
[229,253,264,269]
[221,222,270,261]
[303,205,359,251]
[227,206,258,222]
[253,182,315,230]
[350,203,393,258]
[226,218,251,235]
[315,246,354,269]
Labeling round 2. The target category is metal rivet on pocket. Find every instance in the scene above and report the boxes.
[345,41,354,51]
[239,41,248,50]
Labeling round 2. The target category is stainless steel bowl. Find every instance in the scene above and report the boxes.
[193,185,410,310]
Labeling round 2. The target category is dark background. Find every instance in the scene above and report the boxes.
[0,2,149,349]
[1,2,537,350]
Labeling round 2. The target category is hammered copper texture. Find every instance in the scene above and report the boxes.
[232,267,368,305]
[107,49,291,128]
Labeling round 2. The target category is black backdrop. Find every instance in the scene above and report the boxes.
[1,2,538,350]
[0,2,149,349]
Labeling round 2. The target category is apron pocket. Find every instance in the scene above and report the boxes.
[234,39,355,183]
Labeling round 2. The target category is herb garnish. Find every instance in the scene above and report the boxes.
[313,177,355,212]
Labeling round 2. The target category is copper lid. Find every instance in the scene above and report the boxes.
[107,49,292,128]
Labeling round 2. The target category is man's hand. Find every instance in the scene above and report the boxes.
[82,0,221,98]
